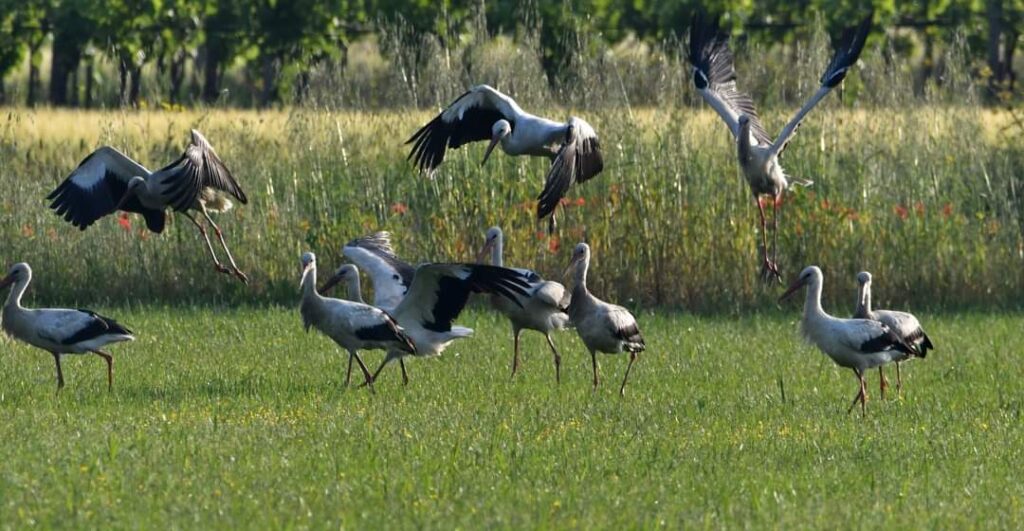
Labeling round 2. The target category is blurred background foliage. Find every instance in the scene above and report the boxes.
[0,0,1021,109]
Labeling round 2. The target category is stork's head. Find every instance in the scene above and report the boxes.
[300,252,316,282]
[856,271,872,286]
[115,176,147,211]
[482,120,512,166]
[564,242,591,278]
[476,226,503,263]
[0,262,31,290]
[320,263,358,294]
[779,265,822,302]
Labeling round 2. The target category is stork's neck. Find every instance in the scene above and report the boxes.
[301,267,323,305]
[572,257,590,297]
[737,121,753,165]
[4,277,28,311]
[491,237,504,267]
[803,279,827,323]
[346,274,364,304]
[856,282,872,316]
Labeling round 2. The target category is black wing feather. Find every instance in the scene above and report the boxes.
[63,310,133,345]
[821,12,872,88]
[422,265,532,333]
[406,90,512,172]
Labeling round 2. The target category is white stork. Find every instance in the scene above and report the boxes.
[476,226,571,382]
[321,232,533,386]
[853,271,934,398]
[0,263,134,391]
[406,84,604,226]
[689,13,872,281]
[779,265,914,415]
[298,252,415,391]
[564,243,645,396]
[46,129,250,284]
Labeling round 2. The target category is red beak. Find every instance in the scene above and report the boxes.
[481,136,501,166]
[778,278,804,303]
[320,272,342,294]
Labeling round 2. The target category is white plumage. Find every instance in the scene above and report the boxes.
[46,129,250,284]
[780,265,914,415]
[853,271,934,397]
[565,243,645,396]
[689,14,872,280]
[477,226,571,382]
[298,253,415,391]
[407,84,604,223]
[0,263,134,391]
[322,233,534,386]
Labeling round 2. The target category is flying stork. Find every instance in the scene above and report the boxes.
[1,262,134,392]
[689,13,872,281]
[46,129,250,284]
[406,85,604,229]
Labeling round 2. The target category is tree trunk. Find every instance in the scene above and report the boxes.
[986,0,1006,98]
[119,59,129,107]
[69,68,79,106]
[1003,30,1018,94]
[27,41,42,106]
[49,35,82,106]
[129,64,142,107]
[201,45,222,103]
[84,61,95,108]
[169,50,186,104]
[259,52,278,107]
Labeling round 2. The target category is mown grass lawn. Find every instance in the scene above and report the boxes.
[0,307,1021,528]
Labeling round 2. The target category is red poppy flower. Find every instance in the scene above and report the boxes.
[893,204,909,220]
[548,236,560,253]
[575,197,585,207]
[942,203,954,219]
[390,202,408,215]
[118,213,132,231]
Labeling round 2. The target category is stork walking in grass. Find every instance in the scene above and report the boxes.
[853,271,934,398]
[321,232,534,386]
[298,253,415,391]
[779,266,914,415]
[477,226,571,382]
[564,243,645,396]
[0,263,134,392]
[406,85,604,230]
[689,13,872,281]
[46,129,250,284]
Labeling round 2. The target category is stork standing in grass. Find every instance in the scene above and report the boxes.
[564,243,645,396]
[0,263,134,392]
[689,13,872,281]
[46,129,250,284]
[477,226,571,382]
[321,233,533,386]
[299,253,415,391]
[853,271,934,398]
[780,265,914,415]
[406,85,604,230]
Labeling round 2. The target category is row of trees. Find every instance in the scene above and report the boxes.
[0,0,1020,108]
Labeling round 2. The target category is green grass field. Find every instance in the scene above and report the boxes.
[0,307,1021,528]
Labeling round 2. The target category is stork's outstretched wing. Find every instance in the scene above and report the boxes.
[768,13,872,159]
[406,85,524,172]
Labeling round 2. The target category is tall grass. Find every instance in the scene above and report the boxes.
[0,29,1022,311]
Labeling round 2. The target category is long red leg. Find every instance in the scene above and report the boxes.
[619,351,638,397]
[510,328,522,378]
[878,366,889,400]
[348,350,375,393]
[93,350,114,391]
[545,334,561,384]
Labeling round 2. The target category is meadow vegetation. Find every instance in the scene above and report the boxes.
[0,308,1021,527]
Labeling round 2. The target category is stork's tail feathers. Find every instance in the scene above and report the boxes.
[551,312,571,331]
[204,195,234,213]
[917,333,934,359]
